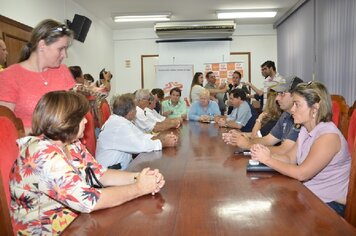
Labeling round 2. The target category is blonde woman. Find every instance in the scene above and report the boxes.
[251,91,282,138]
[251,82,351,216]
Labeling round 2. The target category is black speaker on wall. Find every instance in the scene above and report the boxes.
[68,14,92,43]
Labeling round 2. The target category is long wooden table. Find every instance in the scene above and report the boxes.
[63,121,356,235]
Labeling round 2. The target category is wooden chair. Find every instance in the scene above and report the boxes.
[0,105,25,138]
[332,101,341,126]
[0,117,18,235]
[0,169,13,236]
[347,108,356,154]
[350,100,356,116]
[81,111,96,157]
[345,138,356,228]
[331,95,349,138]
[97,99,111,128]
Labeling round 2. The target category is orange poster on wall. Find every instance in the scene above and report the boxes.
[204,62,245,85]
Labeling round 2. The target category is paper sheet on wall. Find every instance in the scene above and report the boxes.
[155,65,194,101]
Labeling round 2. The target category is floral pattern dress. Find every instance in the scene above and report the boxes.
[10,136,106,235]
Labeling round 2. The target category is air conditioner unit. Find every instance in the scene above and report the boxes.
[154,20,236,39]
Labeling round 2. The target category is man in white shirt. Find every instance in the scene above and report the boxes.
[244,60,284,109]
[135,89,180,133]
[96,93,178,169]
[144,93,167,122]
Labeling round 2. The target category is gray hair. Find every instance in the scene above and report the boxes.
[112,93,136,117]
[135,89,151,101]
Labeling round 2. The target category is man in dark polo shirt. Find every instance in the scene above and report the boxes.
[222,76,304,155]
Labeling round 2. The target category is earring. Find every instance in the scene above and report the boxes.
[312,112,316,118]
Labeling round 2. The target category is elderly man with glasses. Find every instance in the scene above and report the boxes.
[222,76,304,155]
[134,89,181,133]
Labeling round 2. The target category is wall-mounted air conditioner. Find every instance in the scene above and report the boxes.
[154,20,236,39]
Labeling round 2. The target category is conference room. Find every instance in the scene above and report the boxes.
[1,0,356,235]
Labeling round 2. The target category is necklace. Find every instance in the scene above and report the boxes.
[40,72,49,86]
[30,57,49,86]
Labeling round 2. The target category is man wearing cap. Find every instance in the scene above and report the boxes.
[223,76,304,155]
[0,37,8,70]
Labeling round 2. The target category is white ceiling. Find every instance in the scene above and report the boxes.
[72,0,301,30]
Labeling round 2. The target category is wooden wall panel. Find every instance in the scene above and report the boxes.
[0,15,32,67]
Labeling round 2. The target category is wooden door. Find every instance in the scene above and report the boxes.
[0,15,32,67]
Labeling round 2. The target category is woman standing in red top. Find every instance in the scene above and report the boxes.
[0,19,76,134]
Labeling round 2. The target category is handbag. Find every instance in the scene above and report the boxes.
[85,166,104,188]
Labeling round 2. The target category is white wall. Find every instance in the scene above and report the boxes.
[113,28,158,95]
[231,24,277,90]
[1,0,277,97]
[113,24,277,95]
[0,0,114,92]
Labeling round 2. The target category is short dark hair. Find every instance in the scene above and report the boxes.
[170,87,181,96]
[233,71,241,78]
[83,73,94,82]
[69,66,82,79]
[151,88,164,99]
[231,89,247,101]
[112,93,136,117]
[31,91,89,143]
[206,71,214,79]
[261,60,276,71]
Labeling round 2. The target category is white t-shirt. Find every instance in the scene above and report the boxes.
[190,85,205,103]
[263,73,284,108]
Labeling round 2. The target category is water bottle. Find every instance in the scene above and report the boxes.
[208,113,215,123]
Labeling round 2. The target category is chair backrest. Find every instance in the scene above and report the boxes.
[0,117,19,205]
[0,169,14,236]
[345,139,356,227]
[81,111,96,157]
[0,105,25,138]
[351,100,356,113]
[0,117,18,235]
[332,100,341,126]
[98,99,111,128]
[347,108,356,154]
[331,95,349,138]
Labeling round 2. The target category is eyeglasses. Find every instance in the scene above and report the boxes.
[52,25,70,33]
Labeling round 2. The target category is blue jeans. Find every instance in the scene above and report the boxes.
[326,201,345,217]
